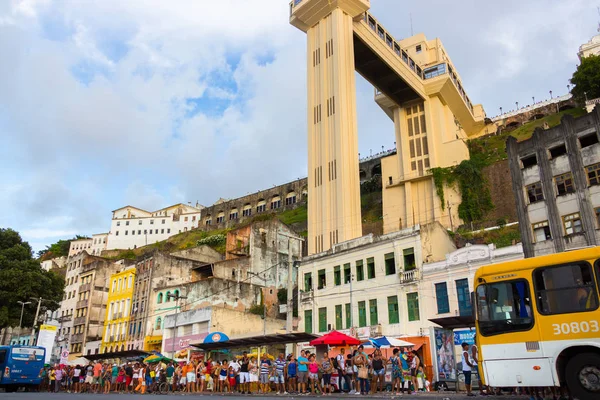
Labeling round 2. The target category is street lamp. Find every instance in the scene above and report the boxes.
[549,90,553,99]
[515,102,519,110]
[532,96,535,104]
[17,301,32,330]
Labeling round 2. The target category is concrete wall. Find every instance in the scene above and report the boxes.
[482,160,518,225]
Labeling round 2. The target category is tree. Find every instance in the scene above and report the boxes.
[0,228,64,329]
[570,54,600,103]
[37,235,88,260]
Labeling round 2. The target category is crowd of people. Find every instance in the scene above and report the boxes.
[37,345,427,396]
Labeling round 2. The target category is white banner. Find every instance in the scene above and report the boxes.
[37,325,57,364]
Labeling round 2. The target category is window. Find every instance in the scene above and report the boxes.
[563,213,583,235]
[125,230,128,235]
[415,44,422,53]
[155,317,162,330]
[476,280,534,336]
[407,292,420,321]
[229,210,238,220]
[596,208,600,228]
[356,260,364,281]
[318,269,326,289]
[334,266,341,286]
[335,305,343,330]
[456,279,472,316]
[435,282,450,313]
[285,192,297,205]
[369,299,378,326]
[358,301,367,327]
[116,221,120,227]
[521,154,537,168]
[555,172,575,195]
[157,293,163,304]
[161,229,164,234]
[150,219,154,225]
[579,133,599,148]
[242,205,252,217]
[216,216,224,224]
[526,182,544,203]
[367,257,375,279]
[271,196,281,210]
[256,200,266,213]
[403,248,416,270]
[586,163,600,186]
[167,229,170,234]
[139,220,142,225]
[304,310,313,334]
[387,296,399,324]
[162,219,165,224]
[384,252,396,275]
[115,231,119,236]
[549,144,567,159]
[304,273,312,291]
[532,221,552,242]
[343,263,351,284]
[345,303,351,328]
[125,221,129,226]
[533,263,598,314]
[318,307,327,332]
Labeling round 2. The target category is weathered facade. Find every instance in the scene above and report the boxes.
[124,246,223,352]
[507,107,600,257]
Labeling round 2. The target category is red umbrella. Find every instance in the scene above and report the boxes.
[309,330,361,346]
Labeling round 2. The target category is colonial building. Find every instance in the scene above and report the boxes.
[106,203,203,251]
[297,223,454,339]
[68,238,93,257]
[91,233,108,256]
[578,33,600,60]
[100,266,136,353]
[507,108,600,257]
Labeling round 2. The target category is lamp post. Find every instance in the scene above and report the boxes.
[17,301,31,344]
[167,292,187,357]
[516,102,519,110]
[550,90,553,99]
[532,96,535,104]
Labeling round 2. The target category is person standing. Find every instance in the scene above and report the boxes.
[345,354,356,394]
[389,348,402,395]
[92,361,102,393]
[72,364,81,393]
[462,342,475,397]
[400,348,411,394]
[336,348,351,393]
[259,353,272,394]
[410,350,421,394]
[249,356,259,393]
[287,355,297,394]
[274,353,287,394]
[54,365,63,393]
[354,345,369,395]
[321,351,333,395]
[297,349,309,394]
[48,367,56,393]
[239,351,250,394]
[471,337,487,395]
[372,351,386,393]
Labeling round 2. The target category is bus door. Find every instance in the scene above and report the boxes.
[476,279,554,387]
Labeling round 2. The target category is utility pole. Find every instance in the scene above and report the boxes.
[447,201,454,232]
[277,230,304,334]
[349,274,354,329]
[167,292,187,357]
[16,301,31,344]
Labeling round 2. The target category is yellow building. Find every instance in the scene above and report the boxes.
[290,0,490,253]
[100,266,136,353]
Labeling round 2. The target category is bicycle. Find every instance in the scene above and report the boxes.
[157,381,170,395]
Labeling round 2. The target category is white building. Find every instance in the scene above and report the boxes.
[297,223,455,339]
[106,203,204,251]
[578,33,600,60]
[91,233,108,256]
[40,256,67,272]
[68,238,93,257]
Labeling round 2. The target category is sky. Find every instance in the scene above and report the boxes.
[0,0,598,252]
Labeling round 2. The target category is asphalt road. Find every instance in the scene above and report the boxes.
[0,393,515,400]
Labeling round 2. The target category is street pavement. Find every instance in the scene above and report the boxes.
[0,393,522,400]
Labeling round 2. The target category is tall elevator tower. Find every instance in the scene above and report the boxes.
[290,0,369,255]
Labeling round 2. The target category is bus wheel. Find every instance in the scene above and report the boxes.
[566,353,600,400]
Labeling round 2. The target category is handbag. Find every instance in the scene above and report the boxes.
[358,366,368,379]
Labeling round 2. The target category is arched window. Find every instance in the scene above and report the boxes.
[229,208,239,221]
[166,291,171,302]
[174,290,180,298]
[216,211,225,224]
[256,199,266,213]
[155,317,162,330]
[157,293,163,304]
[285,191,297,206]
[271,195,281,210]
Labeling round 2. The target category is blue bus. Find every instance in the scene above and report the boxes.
[0,345,45,392]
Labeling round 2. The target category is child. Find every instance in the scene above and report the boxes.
[227,366,236,394]
[417,366,426,391]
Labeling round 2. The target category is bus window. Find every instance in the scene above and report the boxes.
[476,280,533,336]
[0,349,6,364]
[533,263,598,315]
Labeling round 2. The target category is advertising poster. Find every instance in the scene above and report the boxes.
[454,329,476,346]
[36,324,57,364]
[433,328,456,381]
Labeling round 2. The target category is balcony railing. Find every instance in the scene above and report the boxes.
[71,333,84,343]
[399,269,420,283]
[300,290,313,303]
[73,316,86,326]
[80,283,91,293]
[76,299,88,309]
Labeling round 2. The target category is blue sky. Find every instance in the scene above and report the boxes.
[0,0,598,252]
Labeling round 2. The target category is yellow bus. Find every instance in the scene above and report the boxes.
[474,247,600,400]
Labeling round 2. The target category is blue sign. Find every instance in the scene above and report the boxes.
[204,332,229,344]
[454,329,476,345]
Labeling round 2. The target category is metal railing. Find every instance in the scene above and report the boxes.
[400,269,420,283]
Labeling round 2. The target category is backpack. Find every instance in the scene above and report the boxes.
[332,356,339,370]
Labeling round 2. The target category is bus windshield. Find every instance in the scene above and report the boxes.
[476,280,533,336]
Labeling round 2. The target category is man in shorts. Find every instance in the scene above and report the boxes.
[85,363,94,390]
[297,350,309,394]
[259,353,272,394]
[185,361,196,393]
[92,361,103,393]
[239,351,250,394]
[166,362,175,391]
[274,353,287,394]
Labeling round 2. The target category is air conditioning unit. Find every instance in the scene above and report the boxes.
[371,324,382,337]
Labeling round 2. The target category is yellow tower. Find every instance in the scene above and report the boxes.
[290,0,369,255]
[291,0,488,243]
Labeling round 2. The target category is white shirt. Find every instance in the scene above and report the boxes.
[462,350,472,372]
[336,354,346,370]
[229,361,241,372]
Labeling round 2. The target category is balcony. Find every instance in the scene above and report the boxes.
[71,333,84,343]
[80,283,91,293]
[399,269,420,284]
[73,316,86,326]
[279,304,288,314]
[299,290,313,303]
[76,299,89,309]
